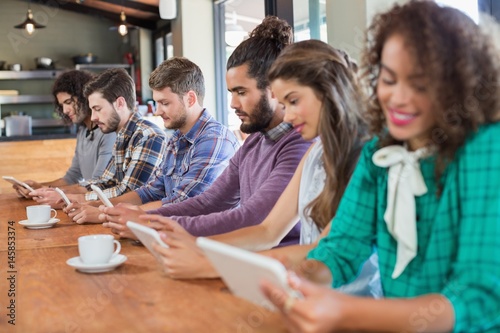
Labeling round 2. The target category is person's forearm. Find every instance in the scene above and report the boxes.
[42,178,69,187]
[60,183,87,194]
[341,294,454,332]
[298,259,333,286]
[67,193,86,203]
[210,222,284,251]
[110,191,143,206]
[260,244,315,269]
[140,200,162,211]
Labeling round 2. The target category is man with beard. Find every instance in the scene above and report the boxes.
[63,57,239,223]
[101,16,311,246]
[16,70,116,206]
[42,68,168,204]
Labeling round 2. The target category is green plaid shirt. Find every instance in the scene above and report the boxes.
[308,123,500,333]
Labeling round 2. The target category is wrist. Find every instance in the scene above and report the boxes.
[337,294,362,331]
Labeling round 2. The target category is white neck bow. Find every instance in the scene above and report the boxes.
[372,145,433,278]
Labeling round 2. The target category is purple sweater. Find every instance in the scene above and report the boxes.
[148,125,311,245]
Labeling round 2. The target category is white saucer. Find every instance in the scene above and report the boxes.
[18,218,60,229]
[66,254,127,273]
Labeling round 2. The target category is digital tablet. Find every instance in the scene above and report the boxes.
[196,237,302,310]
[90,184,113,207]
[54,187,71,206]
[2,176,35,192]
[126,221,168,262]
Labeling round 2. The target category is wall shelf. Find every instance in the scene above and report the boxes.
[0,70,64,80]
[75,64,132,70]
[0,95,53,104]
[0,65,131,137]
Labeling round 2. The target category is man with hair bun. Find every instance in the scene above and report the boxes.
[102,16,312,252]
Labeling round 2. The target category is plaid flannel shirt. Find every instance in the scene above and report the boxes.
[86,113,167,200]
[135,109,239,205]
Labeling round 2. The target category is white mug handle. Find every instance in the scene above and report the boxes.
[50,209,57,219]
[111,240,121,259]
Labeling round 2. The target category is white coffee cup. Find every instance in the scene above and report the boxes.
[26,205,57,223]
[78,234,121,265]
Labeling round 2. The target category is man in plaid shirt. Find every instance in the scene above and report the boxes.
[63,68,167,204]
[65,58,239,224]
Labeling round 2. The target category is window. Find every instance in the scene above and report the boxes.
[153,23,173,68]
[436,0,479,23]
[213,0,265,133]
[293,0,328,42]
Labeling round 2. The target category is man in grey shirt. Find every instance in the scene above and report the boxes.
[14,70,115,206]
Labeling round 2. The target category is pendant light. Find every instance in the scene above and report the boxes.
[14,2,46,35]
[118,10,128,36]
[110,9,136,37]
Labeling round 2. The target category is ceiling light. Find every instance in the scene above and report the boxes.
[109,10,136,37]
[14,5,46,35]
[118,24,128,36]
[118,11,128,36]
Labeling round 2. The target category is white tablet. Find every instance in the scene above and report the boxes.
[196,237,301,310]
[126,221,168,262]
[2,176,35,192]
[90,184,113,207]
[54,187,71,206]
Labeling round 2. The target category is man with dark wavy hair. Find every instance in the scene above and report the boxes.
[16,70,116,207]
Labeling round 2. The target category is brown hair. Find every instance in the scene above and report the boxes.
[268,40,369,230]
[227,16,292,89]
[149,56,205,106]
[52,70,94,125]
[363,0,500,179]
[83,68,136,111]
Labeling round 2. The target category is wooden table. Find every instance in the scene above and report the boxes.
[0,139,75,195]
[0,193,286,333]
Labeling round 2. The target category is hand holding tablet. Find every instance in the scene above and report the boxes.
[2,176,35,192]
[126,221,168,261]
[90,184,113,207]
[196,237,302,310]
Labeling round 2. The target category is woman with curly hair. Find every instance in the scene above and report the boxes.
[262,1,500,332]
[15,70,116,205]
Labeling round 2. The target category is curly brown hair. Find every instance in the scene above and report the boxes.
[268,40,369,230]
[52,70,94,125]
[362,0,500,179]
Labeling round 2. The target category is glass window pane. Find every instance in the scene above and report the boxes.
[435,0,479,23]
[155,37,164,68]
[165,32,174,59]
[293,0,328,42]
[223,0,265,134]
